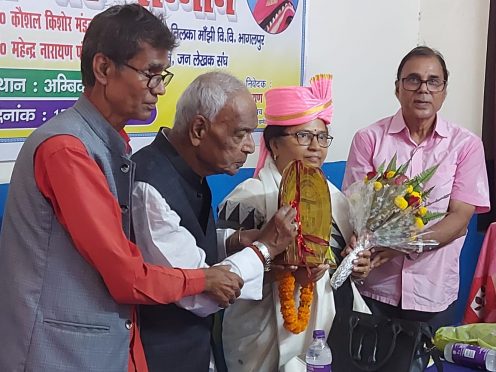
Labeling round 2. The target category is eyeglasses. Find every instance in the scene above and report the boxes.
[280,131,333,148]
[123,63,174,89]
[401,76,446,92]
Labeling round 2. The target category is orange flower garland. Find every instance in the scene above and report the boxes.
[277,271,314,334]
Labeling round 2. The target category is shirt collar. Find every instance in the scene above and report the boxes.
[388,109,448,138]
[433,115,449,138]
[118,129,132,154]
[74,94,128,155]
[387,110,408,134]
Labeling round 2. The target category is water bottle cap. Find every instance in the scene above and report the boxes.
[313,329,325,339]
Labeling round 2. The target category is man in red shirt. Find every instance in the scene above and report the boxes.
[0,4,254,372]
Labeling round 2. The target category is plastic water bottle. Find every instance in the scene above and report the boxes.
[444,342,496,371]
[306,329,332,371]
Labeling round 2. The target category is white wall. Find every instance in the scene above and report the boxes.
[0,0,490,180]
[419,0,489,136]
[304,0,489,162]
[304,0,420,162]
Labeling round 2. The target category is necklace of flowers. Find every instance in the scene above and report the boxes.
[278,271,314,334]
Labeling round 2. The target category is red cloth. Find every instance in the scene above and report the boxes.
[34,134,206,372]
[463,222,496,324]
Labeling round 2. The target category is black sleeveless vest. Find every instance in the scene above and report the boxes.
[132,130,219,372]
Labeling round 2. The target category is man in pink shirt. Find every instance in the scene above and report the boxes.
[343,46,490,330]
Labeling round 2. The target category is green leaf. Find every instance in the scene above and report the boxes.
[422,211,446,223]
[396,158,411,175]
[410,164,439,188]
[376,161,386,175]
[385,154,397,173]
[422,186,435,200]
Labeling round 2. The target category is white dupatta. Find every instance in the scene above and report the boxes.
[222,158,370,372]
[259,158,369,371]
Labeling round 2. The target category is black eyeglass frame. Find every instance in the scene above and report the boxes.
[123,63,174,89]
[280,131,334,148]
[400,77,446,93]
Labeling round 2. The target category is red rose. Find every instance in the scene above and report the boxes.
[408,195,421,206]
[366,171,377,180]
[394,175,409,185]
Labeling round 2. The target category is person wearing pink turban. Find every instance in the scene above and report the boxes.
[254,73,334,177]
[217,75,371,371]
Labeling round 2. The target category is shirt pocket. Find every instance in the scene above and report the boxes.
[26,318,124,372]
[43,318,110,334]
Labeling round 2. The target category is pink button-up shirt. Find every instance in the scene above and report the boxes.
[343,110,490,312]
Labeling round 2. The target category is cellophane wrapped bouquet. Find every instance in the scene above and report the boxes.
[330,155,447,289]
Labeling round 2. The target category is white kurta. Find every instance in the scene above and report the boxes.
[132,181,264,317]
[219,157,369,372]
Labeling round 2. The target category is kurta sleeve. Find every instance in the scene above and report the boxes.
[34,135,205,305]
[132,181,264,317]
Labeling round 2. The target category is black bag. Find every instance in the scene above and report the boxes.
[328,310,443,372]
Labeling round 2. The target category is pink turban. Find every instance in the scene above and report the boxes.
[254,74,333,177]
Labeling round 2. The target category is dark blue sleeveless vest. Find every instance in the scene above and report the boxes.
[132,129,219,372]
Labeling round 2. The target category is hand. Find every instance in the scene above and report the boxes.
[240,229,261,248]
[370,247,405,269]
[351,249,372,279]
[226,229,260,253]
[202,265,244,308]
[266,255,297,282]
[341,234,357,258]
[266,262,298,283]
[293,264,329,287]
[341,234,372,280]
[257,205,297,258]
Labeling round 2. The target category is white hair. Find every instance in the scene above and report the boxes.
[172,71,249,134]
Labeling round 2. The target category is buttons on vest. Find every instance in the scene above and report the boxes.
[120,205,129,214]
[120,164,130,173]
[125,319,133,330]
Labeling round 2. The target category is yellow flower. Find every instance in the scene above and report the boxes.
[406,185,414,194]
[394,196,408,210]
[418,207,427,217]
[373,181,383,191]
[415,217,425,229]
[386,171,396,179]
[411,191,421,198]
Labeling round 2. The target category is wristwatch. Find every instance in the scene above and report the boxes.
[251,241,272,272]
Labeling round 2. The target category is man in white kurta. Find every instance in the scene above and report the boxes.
[131,72,297,371]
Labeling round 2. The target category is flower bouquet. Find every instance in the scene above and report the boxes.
[330,154,447,289]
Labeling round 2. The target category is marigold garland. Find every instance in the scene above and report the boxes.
[277,271,314,334]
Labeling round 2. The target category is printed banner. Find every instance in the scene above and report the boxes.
[0,0,305,160]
